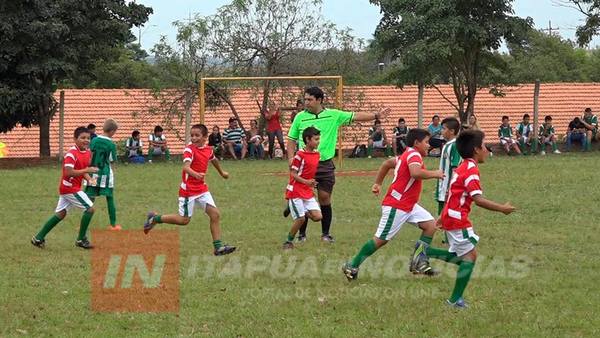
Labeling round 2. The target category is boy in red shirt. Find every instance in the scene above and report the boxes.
[282,127,323,249]
[31,127,99,249]
[427,130,515,308]
[342,129,444,279]
[143,124,236,256]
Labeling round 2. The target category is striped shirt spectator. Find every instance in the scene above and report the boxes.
[223,117,247,160]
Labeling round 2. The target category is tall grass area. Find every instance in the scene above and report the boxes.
[1,154,599,336]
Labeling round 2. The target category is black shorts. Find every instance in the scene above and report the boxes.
[315,159,336,194]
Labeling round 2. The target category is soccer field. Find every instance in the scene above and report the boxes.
[2,155,599,337]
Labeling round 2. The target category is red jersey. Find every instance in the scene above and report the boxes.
[285,149,320,199]
[179,143,215,197]
[381,147,424,212]
[441,158,483,230]
[59,146,92,194]
[266,110,282,132]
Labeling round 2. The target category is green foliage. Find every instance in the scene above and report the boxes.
[561,0,600,46]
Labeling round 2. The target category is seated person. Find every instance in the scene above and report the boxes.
[567,117,588,151]
[427,115,446,156]
[148,125,171,162]
[498,116,522,155]
[248,119,265,159]
[209,125,224,160]
[516,113,534,155]
[392,118,409,155]
[367,119,392,158]
[125,130,144,161]
[538,115,560,155]
[581,107,598,151]
[223,117,247,160]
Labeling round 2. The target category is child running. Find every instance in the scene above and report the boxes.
[143,124,236,256]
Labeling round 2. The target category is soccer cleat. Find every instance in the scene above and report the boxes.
[540,150,546,156]
[342,262,359,281]
[214,244,236,256]
[321,234,335,243]
[410,240,435,275]
[446,298,469,309]
[143,211,157,234]
[297,234,307,243]
[31,236,45,248]
[553,149,561,154]
[108,224,122,231]
[75,238,94,249]
[282,241,294,250]
[283,206,291,218]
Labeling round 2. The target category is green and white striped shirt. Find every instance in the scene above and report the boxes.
[435,138,462,202]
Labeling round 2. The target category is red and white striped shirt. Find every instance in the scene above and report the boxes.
[179,143,215,197]
[59,146,91,194]
[381,147,424,212]
[441,158,483,230]
[285,149,320,199]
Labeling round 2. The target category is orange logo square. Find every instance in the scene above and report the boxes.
[91,230,179,312]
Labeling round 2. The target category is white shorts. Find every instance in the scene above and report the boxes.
[373,140,385,148]
[288,197,320,220]
[540,135,554,144]
[55,191,94,212]
[375,204,434,241]
[178,192,216,217]
[518,136,530,144]
[447,227,479,257]
[500,137,515,146]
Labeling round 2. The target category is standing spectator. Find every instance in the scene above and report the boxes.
[428,115,446,156]
[125,130,144,160]
[265,102,286,159]
[209,126,224,160]
[567,117,588,151]
[392,118,410,155]
[148,125,171,162]
[539,115,560,155]
[581,108,598,151]
[367,119,392,158]
[223,117,247,160]
[87,124,98,140]
[498,116,521,155]
[290,99,304,124]
[516,113,534,155]
[248,119,265,159]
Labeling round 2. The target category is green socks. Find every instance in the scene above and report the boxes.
[426,246,460,265]
[449,260,475,302]
[107,196,117,226]
[287,233,295,242]
[36,215,62,240]
[165,149,171,160]
[419,235,432,245]
[367,145,373,157]
[350,239,377,268]
[153,215,163,223]
[78,210,94,241]
[213,240,223,250]
[552,142,558,152]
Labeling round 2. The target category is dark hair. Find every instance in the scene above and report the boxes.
[302,126,321,144]
[456,130,485,158]
[374,119,381,125]
[442,117,460,135]
[228,117,237,124]
[502,116,509,121]
[406,128,430,147]
[154,125,163,133]
[304,87,324,102]
[585,107,592,113]
[432,115,440,121]
[213,125,220,130]
[523,113,530,119]
[87,123,96,130]
[191,124,208,136]
[132,130,140,137]
[544,115,552,122]
[296,99,303,106]
[74,126,89,138]
[398,118,405,123]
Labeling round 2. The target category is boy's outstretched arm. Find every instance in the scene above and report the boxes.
[210,159,229,179]
[473,195,516,215]
[372,158,395,195]
[408,163,444,180]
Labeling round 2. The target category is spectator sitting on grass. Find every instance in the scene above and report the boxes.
[125,130,143,159]
[392,118,409,155]
[209,125,224,160]
[248,119,265,160]
[567,117,587,152]
[581,108,598,151]
[223,117,247,160]
[516,113,534,155]
[498,116,521,155]
[367,119,392,158]
[428,115,446,156]
[148,125,171,162]
[538,115,560,155]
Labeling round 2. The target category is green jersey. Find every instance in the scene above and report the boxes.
[88,135,117,189]
[435,138,462,202]
[583,114,598,130]
[516,122,533,138]
[539,123,555,137]
[288,108,354,161]
[498,125,513,138]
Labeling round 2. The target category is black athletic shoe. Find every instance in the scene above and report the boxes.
[282,241,294,250]
[31,236,45,248]
[283,206,291,218]
[342,262,359,281]
[75,238,94,249]
[214,244,236,256]
[409,241,436,275]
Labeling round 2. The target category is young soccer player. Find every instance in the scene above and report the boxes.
[498,116,521,155]
[424,130,516,308]
[516,114,534,155]
[539,115,560,155]
[143,124,236,256]
[31,127,98,249]
[342,129,444,280]
[282,127,323,249]
[85,119,121,231]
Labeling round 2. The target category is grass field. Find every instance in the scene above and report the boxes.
[2,154,600,337]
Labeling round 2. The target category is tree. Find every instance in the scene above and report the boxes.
[0,0,152,156]
[558,0,600,46]
[370,0,532,122]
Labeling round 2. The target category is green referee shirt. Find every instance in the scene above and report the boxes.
[288,108,354,161]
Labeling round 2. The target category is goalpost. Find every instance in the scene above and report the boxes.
[198,75,345,168]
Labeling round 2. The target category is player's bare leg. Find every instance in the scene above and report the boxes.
[205,205,236,256]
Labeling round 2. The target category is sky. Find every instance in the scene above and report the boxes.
[133,0,600,51]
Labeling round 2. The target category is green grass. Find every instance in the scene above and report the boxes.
[2,154,600,337]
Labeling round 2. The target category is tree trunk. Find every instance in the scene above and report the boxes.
[38,97,51,157]
[207,83,245,131]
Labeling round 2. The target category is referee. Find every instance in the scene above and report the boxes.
[286,86,390,242]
